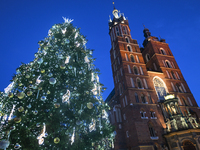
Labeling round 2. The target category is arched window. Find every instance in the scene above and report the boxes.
[182,140,196,150]
[165,60,172,68]
[160,48,166,55]
[133,66,139,75]
[141,94,146,103]
[135,92,139,103]
[148,123,157,137]
[125,53,129,61]
[130,55,135,62]
[136,78,143,88]
[125,37,129,43]
[140,109,146,118]
[127,45,132,52]
[146,54,150,62]
[153,77,167,100]
[150,111,156,118]
[171,71,176,79]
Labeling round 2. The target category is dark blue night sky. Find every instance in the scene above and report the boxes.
[0,0,200,105]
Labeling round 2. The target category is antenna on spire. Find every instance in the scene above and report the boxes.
[113,0,116,9]
[143,24,146,29]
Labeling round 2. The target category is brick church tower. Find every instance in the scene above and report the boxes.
[106,5,200,150]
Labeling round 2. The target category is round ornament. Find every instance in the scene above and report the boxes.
[36,123,40,127]
[60,64,66,69]
[14,143,21,149]
[47,90,51,94]
[27,91,32,96]
[33,110,38,115]
[29,81,33,84]
[17,92,25,99]
[41,96,46,101]
[65,71,68,74]
[44,62,48,65]
[65,39,70,44]
[49,78,56,85]
[53,98,57,102]
[14,117,21,123]
[25,74,30,78]
[58,54,64,59]
[48,73,53,77]
[18,106,24,112]
[41,69,45,73]
[54,103,60,108]
[8,93,13,98]
[54,137,60,144]
[27,104,31,108]
[37,58,43,64]
[87,102,93,109]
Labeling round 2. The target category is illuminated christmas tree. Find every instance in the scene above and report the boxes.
[0,18,114,150]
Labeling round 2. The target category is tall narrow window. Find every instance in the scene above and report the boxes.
[128,65,131,73]
[146,54,150,62]
[165,60,172,68]
[150,111,156,118]
[143,79,148,89]
[160,48,166,55]
[187,97,193,106]
[135,92,139,103]
[177,96,182,105]
[140,110,146,118]
[115,76,117,83]
[136,55,140,63]
[149,124,156,137]
[171,62,175,68]
[162,60,166,67]
[123,26,127,34]
[133,66,139,75]
[127,45,132,52]
[182,98,188,106]
[166,70,171,78]
[176,72,180,80]
[120,68,123,76]
[126,131,129,138]
[130,55,135,62]
[171,82,176,92]
[176,84,183,93]
[123,114,126,120]
[119,84,122,95]
[141,94,146,103]
[125,53,129,61]
[117,57,120,65]
[113,50,116,59]
[153,63,157,70]
[130,78,135,87]
[125,95,128,105]
[125,37,129,43]
[139,66,144,75]
[116,27,120,36]
[137,78,143,88]
[123,98,125,107]
[171,71,176,79]
[148,94,153,104]
[181,83,186,92]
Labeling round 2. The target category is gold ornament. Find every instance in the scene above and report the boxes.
[60,64,66,69]
[47,90,51,94]
[92,142,95,146]
[54,137,60,144]
[41,69,45,73]
[29,81,33,84]
[25,74,30,78]
[19,83,23,86]
[27,91,33,96]
[17,92,25,99]
[87,102,93,109]
[8,93,14,98]
[18,106,24,112]
[14,117,21,123]
[54,103,60,108]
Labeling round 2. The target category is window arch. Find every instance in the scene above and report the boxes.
[136,78,143,88]
[133,66,139,75]
[160,48,166,55]
[135,92,139,103]
[182,140,196,150]
[150,110,156,118]
[146,54,150,62]
[127,45,132,52]
[165,60,172,68]
[130,55,135,62]
[153,77,168,100]
[125,37,129,43]
[140,109,146,118]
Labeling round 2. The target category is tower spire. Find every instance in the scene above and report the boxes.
[113,0,115,10]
